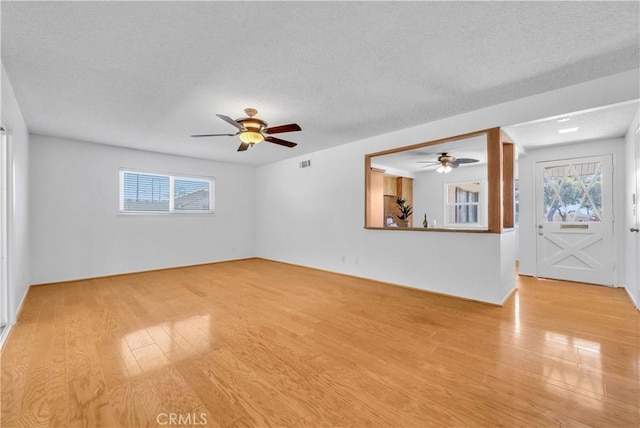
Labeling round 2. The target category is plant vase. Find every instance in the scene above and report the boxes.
[394,197,413,229]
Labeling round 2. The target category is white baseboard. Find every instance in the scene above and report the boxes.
[0,323,13,350]
[11,284,29,324]
[501,286,517,305]
[1,284,29,350]
[623,286,639,310]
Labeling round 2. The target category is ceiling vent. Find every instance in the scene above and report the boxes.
[299,160,311,168]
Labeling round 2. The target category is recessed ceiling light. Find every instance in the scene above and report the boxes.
[557,127,579,134]
[557,117,571,123]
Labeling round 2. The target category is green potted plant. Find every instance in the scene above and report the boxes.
[395,197,413,227]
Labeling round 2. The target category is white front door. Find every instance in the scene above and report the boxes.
[535,155,614,285]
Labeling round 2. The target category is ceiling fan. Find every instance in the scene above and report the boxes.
[417,153,479,173]
[191,108,301,152]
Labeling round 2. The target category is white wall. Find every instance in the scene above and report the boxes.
[256,70,638,305]
[518,138,627,286]
[500,229,517,302]
[624,108,639,308]
[1,64,30,324]
[256,139,510,304]
[256,143,508,303]
[413,163,488,229]
[29,135,256,284]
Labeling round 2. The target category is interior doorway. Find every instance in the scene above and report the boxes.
[535,155,614,285]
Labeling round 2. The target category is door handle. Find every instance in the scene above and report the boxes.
[631,227,640,233]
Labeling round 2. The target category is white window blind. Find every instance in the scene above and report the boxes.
[173,177,211,211]
[120,170,214,213]
[444,181,483,226]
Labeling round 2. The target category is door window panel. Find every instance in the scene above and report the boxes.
[542,161,602,223]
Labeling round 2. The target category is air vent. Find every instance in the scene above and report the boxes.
[299,160,311,168]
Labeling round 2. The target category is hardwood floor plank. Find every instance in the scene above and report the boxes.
[15,364,50,427]
[174,358,250,427]
[130,344,170,374]
[0,323,37,369]
[145,367,203,415]
[48,307,70,427]
[191,348,304,427]
[1,259,638,427]
[0,364,28,426]
[68,374,115,427]
[107,378,162,428]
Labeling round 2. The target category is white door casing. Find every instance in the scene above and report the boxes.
[0,125,8,332]
[635,125,640,305]
[535,155,614,285]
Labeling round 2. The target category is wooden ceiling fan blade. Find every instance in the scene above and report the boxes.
[191,133,235,137]
[216,114,245,131]
[265,136,297,148]
[264,123,302,134]
[237,142,250,152]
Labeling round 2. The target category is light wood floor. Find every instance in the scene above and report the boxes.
[1,259,638,427]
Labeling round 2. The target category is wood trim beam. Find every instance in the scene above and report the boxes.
[366,128,494,158]
[364,155,372,227]
[366,126,509,234]
[487,127,503,233]
[502,141,515,229]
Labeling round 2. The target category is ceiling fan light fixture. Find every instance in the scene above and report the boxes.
[437,163,452,174]
[193,108,300,150]
[239,130,264,144]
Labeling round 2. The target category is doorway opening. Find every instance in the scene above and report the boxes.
[502,101,639,290]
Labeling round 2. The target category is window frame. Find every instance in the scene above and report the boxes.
[443,179,487,228]
[119,169,215,215]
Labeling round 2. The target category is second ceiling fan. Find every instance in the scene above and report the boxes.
[417,153,479,173]
[191,108,301,152]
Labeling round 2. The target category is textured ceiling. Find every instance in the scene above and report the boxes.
[372,135,487,174]
[2,1,639,166]
[503,100,640,149]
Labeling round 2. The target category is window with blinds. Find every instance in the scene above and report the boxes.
[444,181,483,226]
[119,170,214,213]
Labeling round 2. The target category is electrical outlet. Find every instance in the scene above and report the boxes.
[341,256,346,263]
[354,257,359,265]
